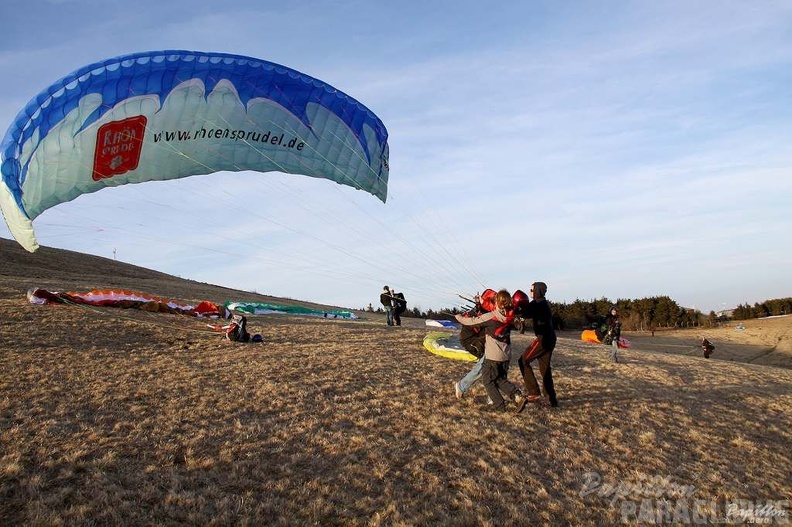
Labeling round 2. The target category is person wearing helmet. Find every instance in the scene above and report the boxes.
[514,282,559,408]
[603,306,622,363]
[454,287,544,406]
[454,288,529,402]
[455,289,526,413]
[454,291,490,400]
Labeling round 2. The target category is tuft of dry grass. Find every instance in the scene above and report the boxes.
[1,239,791,525]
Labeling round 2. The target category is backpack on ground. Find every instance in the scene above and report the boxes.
[225,314,250,342]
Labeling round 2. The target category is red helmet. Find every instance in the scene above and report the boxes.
[512,289,529,310]
[480,288,497,312]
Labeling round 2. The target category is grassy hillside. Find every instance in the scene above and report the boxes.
[1,239,790,525]
[0,238,356,312]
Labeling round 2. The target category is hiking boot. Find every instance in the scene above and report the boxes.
[454,382,463,400]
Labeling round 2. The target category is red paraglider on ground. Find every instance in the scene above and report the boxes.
[27,287,222,318]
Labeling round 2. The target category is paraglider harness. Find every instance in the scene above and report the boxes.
[600,315,621,346]
[225,314,250,342]
[390,292,407,322]
[459,302,486,358]
[491,309,515,344]
[392,292,407,314]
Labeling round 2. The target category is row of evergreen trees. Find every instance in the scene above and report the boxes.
[368,296,792,332]
[731,298,792,320]
[559,295,791,330]
[553,296,701,331]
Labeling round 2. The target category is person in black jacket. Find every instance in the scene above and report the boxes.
[701,337,715,359]
[603,306,622,363]
[391,289,407,326]
[514,281,558,407]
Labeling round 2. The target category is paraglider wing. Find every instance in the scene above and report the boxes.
[27,287,222,317]
[422,332,478,362]
[0,50,390,252]
[225,301,358,319]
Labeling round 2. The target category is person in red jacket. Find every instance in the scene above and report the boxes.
[455,289,526,412]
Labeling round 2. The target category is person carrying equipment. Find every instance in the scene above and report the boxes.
[391,289,407,326]
[380,286,394,326]
[454,291,490,399]
[603,306,622,363]
[455,289,526,413]
[701,337,715,359]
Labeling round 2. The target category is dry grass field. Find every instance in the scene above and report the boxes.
[1,239,790,525]
[626,318,792,370]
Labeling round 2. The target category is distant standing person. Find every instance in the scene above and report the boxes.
[603,306,622,363]
[380,286,394,326]
[392,289,407,326]
[514,282,559,407]
[455,289,525,413]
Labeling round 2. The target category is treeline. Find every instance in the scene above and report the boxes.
[554,296,700,331]
[365,296,792,332]
[731,298,792,320]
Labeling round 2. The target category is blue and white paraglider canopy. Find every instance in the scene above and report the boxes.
[0,50,389,252]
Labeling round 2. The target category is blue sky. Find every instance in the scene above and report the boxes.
[1,0,791,314]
